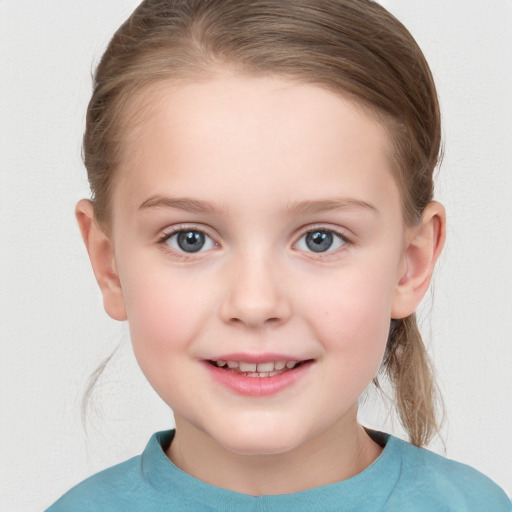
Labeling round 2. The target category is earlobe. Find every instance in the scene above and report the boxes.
[75,199,127,321]
[391,201,446,319]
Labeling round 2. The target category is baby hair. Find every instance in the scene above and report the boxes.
[83,0,442,447]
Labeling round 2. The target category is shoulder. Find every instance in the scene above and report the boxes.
[386,436,511,511]
[45,456,145,512]
[45,430,179,512]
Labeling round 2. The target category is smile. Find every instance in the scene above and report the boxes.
[210,359,302,377]
[205,358,313,396]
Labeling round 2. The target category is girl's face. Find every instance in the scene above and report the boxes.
[107,75,412,456]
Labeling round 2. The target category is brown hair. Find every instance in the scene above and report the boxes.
[84,0,442,446]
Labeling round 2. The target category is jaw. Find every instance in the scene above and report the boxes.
[169,403,376,495]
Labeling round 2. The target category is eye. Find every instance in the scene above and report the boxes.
[164,229,216,253]
[296,229,346,253]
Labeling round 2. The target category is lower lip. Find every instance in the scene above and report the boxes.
[204,361,312,396]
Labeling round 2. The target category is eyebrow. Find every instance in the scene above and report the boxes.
[285,198,378,215]
[138,195,378,216]
[138,195,223,214]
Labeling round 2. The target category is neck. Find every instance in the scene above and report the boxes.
[166,411,382,495]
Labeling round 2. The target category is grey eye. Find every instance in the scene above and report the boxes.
[297,230,345,253]
[167,230,215,253]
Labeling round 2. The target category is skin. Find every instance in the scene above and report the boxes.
[77,73,445,495]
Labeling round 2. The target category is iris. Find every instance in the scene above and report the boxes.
[305,231,334,252]
[176,231,206,253]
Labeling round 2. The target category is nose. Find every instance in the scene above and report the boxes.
[219,253,292,329]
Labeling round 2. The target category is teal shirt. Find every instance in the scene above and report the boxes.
[46,430,511,511]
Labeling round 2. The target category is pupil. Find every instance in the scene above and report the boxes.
[177,231,205,253]
[306,231,333,252]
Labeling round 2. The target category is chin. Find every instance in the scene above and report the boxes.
[211,420,307,457]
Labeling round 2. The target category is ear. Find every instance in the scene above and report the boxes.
[76,199,127,321]
[391,201,446,319]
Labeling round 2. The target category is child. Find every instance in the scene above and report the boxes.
[46,0,511,510]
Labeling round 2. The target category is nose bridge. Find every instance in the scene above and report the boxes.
[220,246,291,328]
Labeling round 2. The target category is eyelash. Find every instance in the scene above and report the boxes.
[156,225,352,258]
[294,226,351,257]
[157,225,218,258]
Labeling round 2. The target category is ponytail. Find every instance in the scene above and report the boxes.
[381,315,441,446]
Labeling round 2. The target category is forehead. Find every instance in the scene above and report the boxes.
[112,74,400,218]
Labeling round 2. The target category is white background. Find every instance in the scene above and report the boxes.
[1,1,511,510]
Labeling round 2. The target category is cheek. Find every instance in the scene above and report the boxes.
[317,280,392,399]
[120,270,211,406]
[119,265,208,364]
[298,261,397,366]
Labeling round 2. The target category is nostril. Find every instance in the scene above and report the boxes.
[226,315,284,328]
[219,276,292,328]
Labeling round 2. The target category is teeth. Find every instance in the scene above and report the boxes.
[239,362,257,372]
[214,359,302,373]
[247,370,291,378]
[256,362,274,372]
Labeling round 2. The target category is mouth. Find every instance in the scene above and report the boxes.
[207,359,312,378]
[205,356,314,396]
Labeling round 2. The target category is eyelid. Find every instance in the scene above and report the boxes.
[155,223,352,258]
[293,225,352,255]
[157,222,217,240]
[157,224,220,256]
